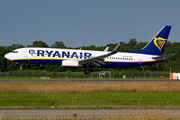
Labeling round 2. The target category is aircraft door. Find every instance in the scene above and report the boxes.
[138,56,142,65]
[24,49,28,58]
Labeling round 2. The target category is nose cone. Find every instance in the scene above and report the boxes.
[4,53,11,60]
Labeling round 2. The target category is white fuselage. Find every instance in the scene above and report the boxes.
[5,47,163,69]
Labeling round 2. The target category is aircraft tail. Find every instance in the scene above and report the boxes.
[129,25,171,56]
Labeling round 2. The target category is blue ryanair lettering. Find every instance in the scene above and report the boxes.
[62,51,70,58]
[80,52,83,59]
[37,50,44,57]
[45,50,53,57]
[71,52,78,58]
[84,53,92,59]
[36,50,92,59]
[53,51,61,57]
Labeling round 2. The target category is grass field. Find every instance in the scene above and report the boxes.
[0,81,180,109]
[1,91,180,109]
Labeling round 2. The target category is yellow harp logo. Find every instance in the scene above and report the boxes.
[153,37,167,51]
[114,43,121,51]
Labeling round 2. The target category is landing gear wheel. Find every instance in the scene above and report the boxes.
[84,69,91,75]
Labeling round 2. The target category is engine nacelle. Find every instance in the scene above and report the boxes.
[61,60,81,69]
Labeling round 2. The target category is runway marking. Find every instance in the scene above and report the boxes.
[1,109,180,119]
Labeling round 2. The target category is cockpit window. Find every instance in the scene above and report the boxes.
[12,51,18,53]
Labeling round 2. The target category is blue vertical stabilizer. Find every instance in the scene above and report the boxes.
[129,25,171,55]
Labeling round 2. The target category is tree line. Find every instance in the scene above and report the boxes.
[0,39,179,72]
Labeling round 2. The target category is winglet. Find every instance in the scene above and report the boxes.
[112,42,122,53]
[104,47,109,52]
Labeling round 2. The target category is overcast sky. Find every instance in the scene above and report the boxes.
[0,0,180,47]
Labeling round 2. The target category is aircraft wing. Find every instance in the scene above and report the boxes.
[79,42,122,67]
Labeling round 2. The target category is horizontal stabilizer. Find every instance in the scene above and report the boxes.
[152,54,174,59]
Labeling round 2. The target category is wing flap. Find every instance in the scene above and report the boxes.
[79,42,122,67]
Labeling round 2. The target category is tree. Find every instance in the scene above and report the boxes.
[127,38,137,51]
[51,41,67,48]
[27,41,49,47]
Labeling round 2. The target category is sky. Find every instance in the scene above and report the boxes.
[0,0,180,48]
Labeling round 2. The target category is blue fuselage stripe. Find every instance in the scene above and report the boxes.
[13,59,163,68]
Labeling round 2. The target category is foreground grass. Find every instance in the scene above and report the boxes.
[0,91,180,109]
[0,81,180,109]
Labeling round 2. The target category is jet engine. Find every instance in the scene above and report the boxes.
[61,60,81,69]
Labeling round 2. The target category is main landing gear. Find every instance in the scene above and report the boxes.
[84,69,91,75]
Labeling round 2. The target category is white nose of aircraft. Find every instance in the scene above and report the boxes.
[4,53,11,60]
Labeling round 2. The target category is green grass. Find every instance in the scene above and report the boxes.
[0,91,180,109]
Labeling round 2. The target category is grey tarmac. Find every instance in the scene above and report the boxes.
[1,108,180,119]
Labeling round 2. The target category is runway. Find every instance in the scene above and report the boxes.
[1,108,180,119]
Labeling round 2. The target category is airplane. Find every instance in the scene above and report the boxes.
[4,25,172,74]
